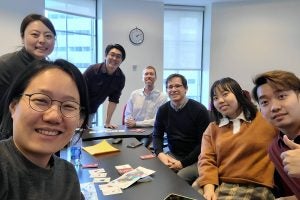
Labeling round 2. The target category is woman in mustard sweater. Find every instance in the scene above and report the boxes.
[194,77,278,200]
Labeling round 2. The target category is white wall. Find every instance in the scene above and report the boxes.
[210,0,300,94]
[2,0,300,124]
[101,0,164,124]
[0,1,44,55]
[0,0,164,125]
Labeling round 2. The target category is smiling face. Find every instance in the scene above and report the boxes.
[257,83,300,136]
[22,20,55,60]
[105,48,123,74]
[166,77,187,105]
[213,87,241,119]
[143,68,156,87]
[10,68,81,166]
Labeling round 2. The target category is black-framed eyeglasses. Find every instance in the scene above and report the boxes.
[22,93,82,118]
[108,52,122,60]
[167,84,183,90]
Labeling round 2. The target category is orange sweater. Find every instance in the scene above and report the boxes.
[197,112,278,188]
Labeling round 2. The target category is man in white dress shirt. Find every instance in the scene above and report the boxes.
[125,65,167,128]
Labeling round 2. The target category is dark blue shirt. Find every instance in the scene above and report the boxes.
[153,99,210,167]
[83,62,125,114]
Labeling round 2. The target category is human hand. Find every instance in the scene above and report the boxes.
[203,184,217,200]
[104,123,118,129]
[169,160,183,171]
[157,153,177,166]
[281,135,300,178]
[125,118,136,128]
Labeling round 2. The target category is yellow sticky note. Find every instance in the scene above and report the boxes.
[82,140,120,155]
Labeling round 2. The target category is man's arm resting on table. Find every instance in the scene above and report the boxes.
[105,101,117,129]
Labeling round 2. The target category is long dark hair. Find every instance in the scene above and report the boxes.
[0,59,89,139]
[210,77,257,124]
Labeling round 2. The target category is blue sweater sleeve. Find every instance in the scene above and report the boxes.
[152,103,168,155]
[180,102,210,167]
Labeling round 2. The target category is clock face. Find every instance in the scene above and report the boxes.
[129,28,144,45]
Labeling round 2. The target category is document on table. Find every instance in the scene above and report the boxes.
[80,182,98,200]
[89,129,126,133]
[82,140,120,155]
[108,166,155,189]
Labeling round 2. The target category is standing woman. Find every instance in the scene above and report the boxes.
[0,13,56,127]
[0,59,89,199]
[194,77,278,200]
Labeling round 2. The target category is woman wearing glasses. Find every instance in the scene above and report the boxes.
[0,59,89,200]
[0,13,56,127]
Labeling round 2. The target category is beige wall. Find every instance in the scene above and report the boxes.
[210,0,300,94]
[101,0,164,124]
[0,0,164,125]
[0,1,44,55]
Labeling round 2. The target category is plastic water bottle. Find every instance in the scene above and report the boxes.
[68,134,82,167]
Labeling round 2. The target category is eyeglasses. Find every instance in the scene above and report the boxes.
[108,52,122,60]
[22,93,82,118]
[167,84,183,90]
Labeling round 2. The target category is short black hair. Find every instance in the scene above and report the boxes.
[165,73,188,89]
[105,44,126,61]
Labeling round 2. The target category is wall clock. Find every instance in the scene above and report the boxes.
[129,27,144,45]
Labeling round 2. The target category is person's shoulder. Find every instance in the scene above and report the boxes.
[188,98,201,104]
[159,101,170,110]
[87,62,103,70]
[83,63,104,78]
[116,67,125,78]
[0,50,18,58]
[128,88,143,99]
[152,89,167,98]
[0,138,17,167]
[268,134,280,154]
[160,92,168,100]
[188,99,207,110]
[0,51,19,64]
[203,122,217,134]
[154,89,166,96]
[132,88,143,94]
[0,138,13,152]
[53,156,78,173]
[0,140,9,156]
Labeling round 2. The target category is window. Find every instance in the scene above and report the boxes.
[45,0,102,125]
[164,5,204,102]
[45,0,96,72]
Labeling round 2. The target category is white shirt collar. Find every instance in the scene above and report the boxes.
[219,112,250,134]
[170,98,188,111]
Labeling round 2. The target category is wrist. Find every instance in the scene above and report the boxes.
[157,152,165,157]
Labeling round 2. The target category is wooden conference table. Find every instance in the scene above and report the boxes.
[61,138,204,200]
[82,125,153,141]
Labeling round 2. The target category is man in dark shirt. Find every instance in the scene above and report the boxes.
[153,73,210,184]
[83,44,126,129]
[252,70,300,199]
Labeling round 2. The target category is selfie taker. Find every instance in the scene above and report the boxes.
[0,59,89,200]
